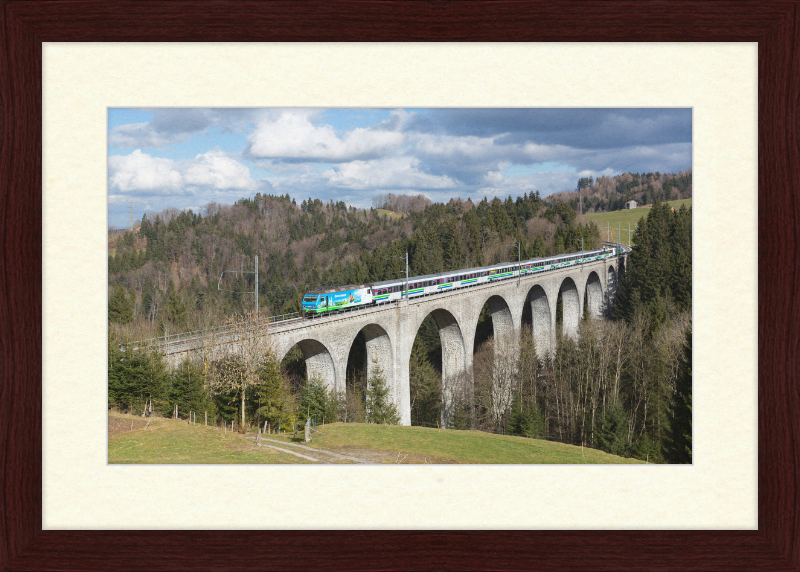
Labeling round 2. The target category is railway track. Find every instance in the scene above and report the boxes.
[127,251,625,356]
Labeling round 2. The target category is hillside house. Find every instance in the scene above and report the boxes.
[625,200,638,209]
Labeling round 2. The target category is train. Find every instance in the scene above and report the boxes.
[301,246,619,317]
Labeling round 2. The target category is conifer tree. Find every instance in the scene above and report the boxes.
[409,343,441,425]
[670,205,693,311]
[442,219,464,270]
[665,322,692,463]
[255,347,294,429]
[596,398,630,457]
[462,208,482,264]
[300,374,328,421]
[365,361,400,425]
[108,285,134,324]
[508,394,545,437]
[165,281,187,329]
[170,359,213,417]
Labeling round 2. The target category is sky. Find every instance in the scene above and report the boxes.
[107,108,692,228]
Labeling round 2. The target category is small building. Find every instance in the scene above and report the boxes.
[625,200,638,209]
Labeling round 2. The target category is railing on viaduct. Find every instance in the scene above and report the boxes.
[126,247,629,358]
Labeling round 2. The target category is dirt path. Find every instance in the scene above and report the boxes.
[249,436,457,464]
[258,438,375,464]
[108,415,154,437]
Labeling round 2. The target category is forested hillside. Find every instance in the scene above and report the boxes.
[108,177,692,463]
[545,169,692,213]
[108,190,600,339]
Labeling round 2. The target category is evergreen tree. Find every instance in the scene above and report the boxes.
[613,199,692,323]
[596,398,630,457]
[256,353,295,429]
[670,204,692,311]
[300,374,328,422]
[632,431,663,463]
[507,394,545,437]
[165,281,187,329]
[442,219,464,270]
[108,337,169,415]
[365,362,400,424]
[409,342,441,425]
[108,285,134,324]
[462,208,482,264]
[665,322,692,463]
[170,359,214,418]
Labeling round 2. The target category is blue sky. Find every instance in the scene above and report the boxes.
[107,108,692,227]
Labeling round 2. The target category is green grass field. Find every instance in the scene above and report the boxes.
[270,423,643,464]
[108,413,314,464]
[109,413,642,464]
[585,199,692,243]
[375,208,404,220]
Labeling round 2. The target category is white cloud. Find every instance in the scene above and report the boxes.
[109,150,183,194]
[108,149,257,195]
[184,149,257,191]
[325,157,456,190]
[484,171,503,184]
[247,111,404,161]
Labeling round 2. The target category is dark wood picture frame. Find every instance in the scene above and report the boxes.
[1,2,797,570]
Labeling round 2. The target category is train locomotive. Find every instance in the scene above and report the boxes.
[302,247,617,317]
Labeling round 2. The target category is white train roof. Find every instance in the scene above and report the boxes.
[369,247,609,288]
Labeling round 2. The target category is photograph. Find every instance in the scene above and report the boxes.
[107,107,692,465]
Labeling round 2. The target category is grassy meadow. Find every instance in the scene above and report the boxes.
[109,413,642,464]
[108,412,315,464]
[375,208,405,220]
[269,423,643,464]
[585,198,692,243]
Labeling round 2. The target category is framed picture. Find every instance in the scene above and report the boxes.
[2,2,796,570]
[105,105,692,468]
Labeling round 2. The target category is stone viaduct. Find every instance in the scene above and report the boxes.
[162,255,625,426]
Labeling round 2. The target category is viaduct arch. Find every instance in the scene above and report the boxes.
[160,255,625,427]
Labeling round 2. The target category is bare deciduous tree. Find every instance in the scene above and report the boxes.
[208,311,274,430]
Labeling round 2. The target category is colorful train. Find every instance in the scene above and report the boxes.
[301,247,618,317]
